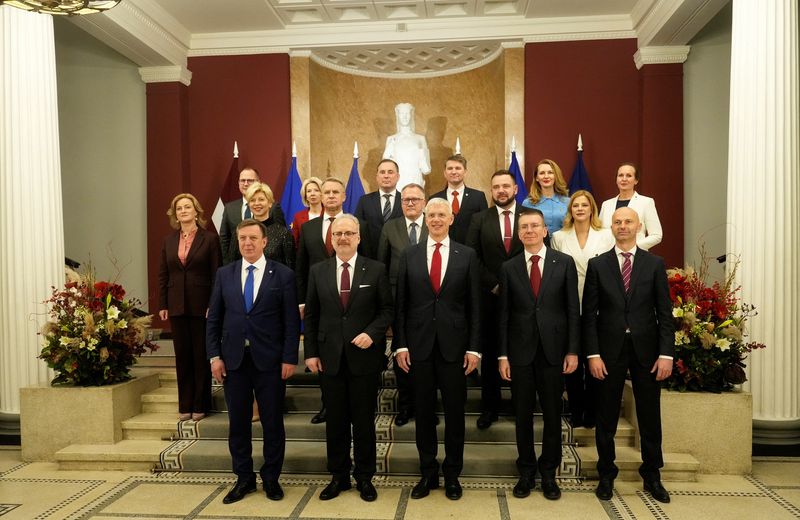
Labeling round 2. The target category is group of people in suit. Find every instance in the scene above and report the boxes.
[156,155,673,506]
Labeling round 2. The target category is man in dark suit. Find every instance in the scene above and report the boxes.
[498,209,580,500]
[583,207,674,504]
[377,183,428,426]
[354,159,403,257]
[431,155,487,244]
[395,198,481,501]
[466,169,524,430]
[219,167,285,265]
[304,215,393,502]
[206,219,300,504]
[296,177,370,423]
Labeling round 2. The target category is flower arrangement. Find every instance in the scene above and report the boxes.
[39,268,158,386]
[667,252,765,392]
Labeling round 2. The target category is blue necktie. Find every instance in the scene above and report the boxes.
[244,203,252,220]
[244,265,255,313]
[409,222,418,245]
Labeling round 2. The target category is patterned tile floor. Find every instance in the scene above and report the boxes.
[1,448,798,519]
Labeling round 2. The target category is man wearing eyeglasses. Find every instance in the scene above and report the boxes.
[304,215,393,502]
[377,183,428,426]
[354,159,404,258]
[220,167,286,265]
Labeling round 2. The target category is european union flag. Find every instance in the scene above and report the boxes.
[568,150,593,194]
[509,150,528,206]
[343,155,364,214]
[280,155,305,230]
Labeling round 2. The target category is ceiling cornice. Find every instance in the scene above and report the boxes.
[633,45,691,69]
[139,65,193,85]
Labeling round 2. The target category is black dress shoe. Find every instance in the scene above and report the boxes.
[310,407,327,424]
[319,478,351,500]
[264,480,284,501]
[356,480,377,502]
[444,479,462,500]
[595,478,614,500]
[512,477,534,498]
[476,412,498,430]
[395,410,411,427]
[644,480,671,503]
[541,478,561,500]
[410,476,439,499]
[223,479,256,504]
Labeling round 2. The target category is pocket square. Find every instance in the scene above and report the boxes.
[359,284,371,288]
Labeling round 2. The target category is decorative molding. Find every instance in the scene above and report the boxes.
[138,65,193,85]
[289,49,312,58]
[500,40,524,48]
[309,42,502,78]
[633,45,690,69]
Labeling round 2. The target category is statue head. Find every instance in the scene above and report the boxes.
[394,103,415,133]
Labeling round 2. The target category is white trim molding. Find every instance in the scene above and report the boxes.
[633,45,690,69]
[138,65,193,85]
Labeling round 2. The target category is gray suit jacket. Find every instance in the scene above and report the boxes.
[377,216,428,289]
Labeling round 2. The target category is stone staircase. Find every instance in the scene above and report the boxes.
[54,339,699,481]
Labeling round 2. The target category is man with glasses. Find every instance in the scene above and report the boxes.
[304,215,393,502]
[377,183,428,426]
[220,167,286,264]
[354,159,404,258]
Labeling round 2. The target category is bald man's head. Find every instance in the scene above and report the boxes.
[611,207,641,247]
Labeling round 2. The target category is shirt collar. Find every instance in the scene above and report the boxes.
[324,210,344,220]
[524,245,547,263]
[243,255,267,272]
[615,245,638,257]
[379,189,396,197]
[426,235,450,248]
[496,201,517,216]
[336,253,358,268]
[405,215,424,227]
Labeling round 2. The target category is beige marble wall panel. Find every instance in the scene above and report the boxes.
[290,55,311,179]
[504,46,525,172]
[308,57,507,200]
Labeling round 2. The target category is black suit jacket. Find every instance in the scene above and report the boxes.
[431,186,487,244]
[303,256,394,376]
[582,248,674,366]
[296,216,372,304]
[219,198,286,265]
[354,190,403,258]
[376,217,428,289]
[394,240,481,362]
[498,249,581,366]
[158,227,222,317]
[466,207,524,293]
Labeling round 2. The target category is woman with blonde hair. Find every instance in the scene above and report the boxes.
[551,190,614,428]
[158,193,221,421]
[291,176,324,247]
[521,159,570,237]
[238,181,296,270]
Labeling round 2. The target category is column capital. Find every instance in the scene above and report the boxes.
[138,65,192,86]
[633,45,691,70]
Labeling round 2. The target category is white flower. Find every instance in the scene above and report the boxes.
[117,319,128,329]
[673,307,684,318]
[716,338,731,351]
[107,306,120,320]
[59,336,72,346]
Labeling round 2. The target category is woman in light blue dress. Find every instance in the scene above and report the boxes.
[521,159,570,242]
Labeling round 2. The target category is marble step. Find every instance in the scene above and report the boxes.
[575,445,700,482]
[55,439,172,471]
[572,420,636,448]
[160,438,581,479]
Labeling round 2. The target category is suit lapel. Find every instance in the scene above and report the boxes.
[183,229,204,267]
[347,257,367,309]
[439,242,460,292]
[628,249,647,299]
[324,259,343,312]
[603,250,626,297]
[513,254,536,300]
[538,249,558,297]
[250,260,274,311]
[414,243,436,295]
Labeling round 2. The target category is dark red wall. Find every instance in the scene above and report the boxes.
[146,54,292,314]
[524,39,683,267]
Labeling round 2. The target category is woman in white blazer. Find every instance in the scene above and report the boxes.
[551,190,614,428]
[598,162,662,250]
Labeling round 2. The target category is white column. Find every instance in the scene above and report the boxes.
[727,0,799,443]
[0,6,64,414]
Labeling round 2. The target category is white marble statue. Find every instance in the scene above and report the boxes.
[382,103,431,190]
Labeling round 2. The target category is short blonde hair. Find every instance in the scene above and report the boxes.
[527,159,568,205]
[300,176,323,206]
[166,193,207,229]
[245,182,274,205]
[561,190,602,231]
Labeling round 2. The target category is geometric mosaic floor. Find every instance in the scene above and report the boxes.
[1,448,799,520]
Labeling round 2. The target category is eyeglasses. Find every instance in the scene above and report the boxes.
[239,179,257,185]
[402,198,423,205]
[332,231,359,238]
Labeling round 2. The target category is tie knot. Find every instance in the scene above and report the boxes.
[247,265,256,272]
[329,217,336,223]
[622,252,632,259]
[452,191,458,197]
[410,222,416,228]
[503,210,511,216]
[342,262,349,269]
[383,194,391,200]
[531,255,540,263]
[434,242,443,250]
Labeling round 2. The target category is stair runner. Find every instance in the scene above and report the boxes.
[157,366,581,478]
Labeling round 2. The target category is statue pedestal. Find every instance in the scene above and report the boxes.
[20,371,160,461]
[624,382,752,474]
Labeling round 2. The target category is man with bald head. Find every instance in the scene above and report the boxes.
[582,207,674,504]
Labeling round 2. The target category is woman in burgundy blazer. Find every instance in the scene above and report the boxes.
[158,193,221,421]
[291,176,324,247]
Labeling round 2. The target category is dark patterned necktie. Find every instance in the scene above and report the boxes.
[382,194,392,221]
[530,255,541,297]
[340,262,350,308]
[621,252,632,292]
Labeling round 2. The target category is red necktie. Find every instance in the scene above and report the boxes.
[340,262,350,308]
[530,255,541,297]
[324,217,335,256]
[502,210,512,253]
[451,191,460,215]
[430,243,443,294]
[621,252,632,292]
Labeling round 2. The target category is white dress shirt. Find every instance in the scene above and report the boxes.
[240,255,268,302]
[321,210,344,241]
[379,190,397,215]
[495,202,517,242]
[405,215,424,240]
[336,253,358,293]
[444,184,465,205]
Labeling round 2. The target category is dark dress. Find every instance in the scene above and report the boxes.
[231,216,296,270]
